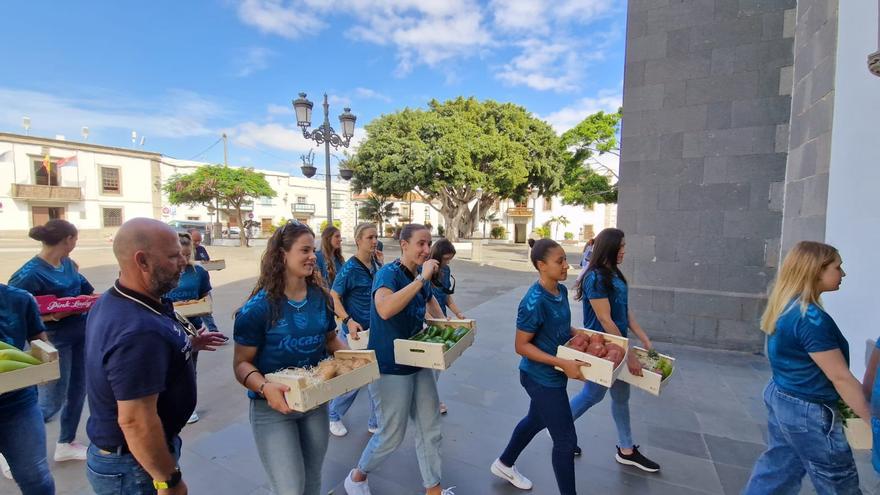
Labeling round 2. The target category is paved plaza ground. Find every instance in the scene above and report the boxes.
[0,240,875,494]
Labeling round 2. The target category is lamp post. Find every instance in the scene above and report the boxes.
[530,188,539,233]
[354,201,360,226]
[293,92,356,226]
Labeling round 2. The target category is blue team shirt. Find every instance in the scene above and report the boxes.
[768,300,849,403]
[85,283,196,449]
[331,256,379,334]
[581,269,629,337]
[194,245,210,261]
[165,265,211,327]
[0,284,47,414]
[517,282,572,388]
[316,250,344,286]
[369,259,434,375]
[9,256,95,345]
[234,287,337,399]
[431,265,453,317]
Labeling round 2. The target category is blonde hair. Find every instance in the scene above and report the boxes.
[760,241,840,334]
[354,222,377,241]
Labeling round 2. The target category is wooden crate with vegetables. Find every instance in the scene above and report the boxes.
[0,340,60,394]
[618,347,676,396]
[555,328,629,387]
[173,297,213,318]
[839,401,872,450]
[265,350,379,412]
[198,259,226,271]
[347,330,370,350]
[393,318,476,370]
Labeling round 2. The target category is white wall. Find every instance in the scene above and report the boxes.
[823,0,880,377]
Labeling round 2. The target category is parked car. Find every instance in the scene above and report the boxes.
[167,220,212,242]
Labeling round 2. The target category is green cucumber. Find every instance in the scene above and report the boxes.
[452,327,469,341]
[441,327,454,340]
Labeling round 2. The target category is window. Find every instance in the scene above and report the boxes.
[187,216,200,221]
[32,157,59,186]
[259,196,274,206]
[543,197,553,211]
[331,193,344,209]
[101,167,121,194]
[399,204,411,220]
[102,207,123,227]
[296,196,307,204]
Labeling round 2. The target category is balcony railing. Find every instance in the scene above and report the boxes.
[12,184,83,202]
[292,203,316,214]
[506,207,534,217]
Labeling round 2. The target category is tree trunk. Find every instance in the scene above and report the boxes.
[236,206,246,247]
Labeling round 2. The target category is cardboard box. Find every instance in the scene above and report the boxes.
[199,259,226,271]
[173,297,213,317]
[0,340,60,394]
[845,418,872,450]
[348,330,370,350]
[393,318,476,370]
[555,328,629,387]
[265,350,380,412]
[618,347,676,396]
[34,294,100,315]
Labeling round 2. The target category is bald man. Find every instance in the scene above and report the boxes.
[84,218,223,495]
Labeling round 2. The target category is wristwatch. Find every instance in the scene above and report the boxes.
[342,316,351,325]
[415,274,425,283]
[153,467,182,490]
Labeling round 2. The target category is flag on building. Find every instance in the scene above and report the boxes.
[43,153,51,174]
[56,155,77,167]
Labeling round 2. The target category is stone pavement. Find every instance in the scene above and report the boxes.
[0,242,876,494]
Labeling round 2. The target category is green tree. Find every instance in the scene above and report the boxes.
[559,109,621,207]
[358,194,398,234]
[350,97,564,241]
[164,165,275,246]
[548,215,570,240]
[319,219,342,232]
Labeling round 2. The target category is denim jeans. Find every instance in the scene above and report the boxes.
[86,436,182,495]
[200,313,218,332]
[570,379,633,448]
[358,369,443,489]
[0,397,55,495]
[39,335,86,444]
[499,371,577,495]
[329,332,378,429]
[250,399,329,495]
[744,381,861,495]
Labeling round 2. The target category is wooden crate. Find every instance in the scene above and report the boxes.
[393,318,476,370]
[845,418,872,450]
[555,328,629,387]
[618,347,676,396]
[0,340,60,394]
[265,350,379,412]
[199,259,226,271]
[348,330,370,350]
[173,297,213,317]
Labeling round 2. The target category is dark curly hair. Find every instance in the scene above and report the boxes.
[29,219,77,246]
[245,221,333,325]
[574,228,627,301]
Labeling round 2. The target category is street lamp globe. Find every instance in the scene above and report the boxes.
[293,93,313,128]
[339,107,357,139]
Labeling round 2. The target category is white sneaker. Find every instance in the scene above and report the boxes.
[344,469,371,495]
[330,420,348,437]
[54,442,88,462]
[490,458,533,490]
[187,412,200,424]
[367,425,379,434]
[440,487,457,495]
[0,454,11,479]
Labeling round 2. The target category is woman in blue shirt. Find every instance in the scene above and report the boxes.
[0,284,55,494]
[9,219,94,463]
[344,224,452,495]
[232,221,346,495]
[428,238,466,416]
[744,241,870,494]
[327,223,381,437]
[316,226,344,287]
[568,228,660,472]
[491,238,583,495]
[863,341,880,478]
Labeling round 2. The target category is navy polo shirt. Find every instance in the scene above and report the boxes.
[0,284,47,414]
[85,282,196,449]
[194,245,210,262]
[331,256,379,334]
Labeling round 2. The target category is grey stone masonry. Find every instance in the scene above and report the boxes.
[620,0,795,351]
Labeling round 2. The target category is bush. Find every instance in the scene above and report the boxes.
[533,226,551,239]
[319,219,342,232]
[564,232,574,240]
[437,225,445,237]
[385,225,395,236]
[490,226,507,239]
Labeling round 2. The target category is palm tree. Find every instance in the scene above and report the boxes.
[359,194,398,234]
[549,215,570,240]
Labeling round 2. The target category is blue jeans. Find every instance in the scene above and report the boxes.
[39,335,86,444]
[329,333,378,429]
[86,436,182,495]
[358,370,443,488]
[500,371,577,495]
[744,381,861,495]
[0,398,55,495]
[570,379,633,449]
[200,313,218,332]
[250,399,329,495]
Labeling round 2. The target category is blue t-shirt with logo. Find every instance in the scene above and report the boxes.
[9,256,95,346]
[332,256,379,334]
[369,259,434,375]
[517,282,572,388]
[0,284,47,414]
[431,265,453,317]
[581,269,629,337]
[768,300,849,403]
[234,286,337,399]
[165,265,211,327]
[194,245,210,262]
[316,250,344,286]
[85,283,196,449]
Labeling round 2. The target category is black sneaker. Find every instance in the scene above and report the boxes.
[615,445,659,473]
[574,446,582,457]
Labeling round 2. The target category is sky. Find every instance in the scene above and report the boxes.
[0,0,626,176]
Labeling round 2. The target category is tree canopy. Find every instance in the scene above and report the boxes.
[558,109,621,207]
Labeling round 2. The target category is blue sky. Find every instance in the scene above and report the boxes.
[0,0,626,174]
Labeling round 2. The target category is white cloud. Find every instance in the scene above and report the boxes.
[236,0,325,39]
[354,87,391,102]
[490,0,547,33]
[227,121,366,155]
[541,91,622,132]
[267,103,293,115]
[0,87,223,139]
[234,46,275,77]
[496,39,584,92]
